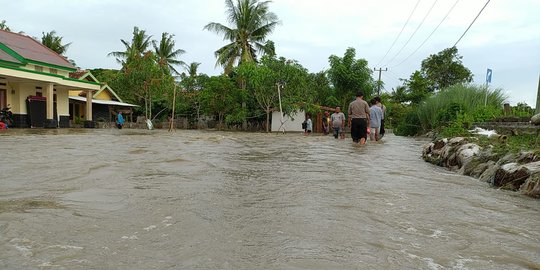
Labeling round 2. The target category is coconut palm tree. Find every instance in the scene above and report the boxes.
[186,62,201,78]
[180,62,203,92]
[41,31,71,55]
[153,32,186,75]
[204,0,279,74]
[109,26,152,64]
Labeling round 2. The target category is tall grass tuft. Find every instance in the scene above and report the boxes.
[416,84,506,133]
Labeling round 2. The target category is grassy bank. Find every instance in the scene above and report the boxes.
[475,134,540,156]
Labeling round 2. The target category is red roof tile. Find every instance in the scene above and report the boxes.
[0,48,22,64]
[69,71,87,79]
[0,29,75,69]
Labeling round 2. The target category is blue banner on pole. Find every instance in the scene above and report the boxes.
[486,68,492,83]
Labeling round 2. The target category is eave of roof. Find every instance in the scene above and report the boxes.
[69,95,138,107]
[0,62,100,87]
[94,84,123,102]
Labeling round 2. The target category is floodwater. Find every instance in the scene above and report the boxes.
[0,129,538,270]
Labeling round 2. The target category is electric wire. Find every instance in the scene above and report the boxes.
[387,69,403,81]
[383,0,439,67]
[391,0,459,68]
[374,0,422,67]
[453,0,490,47]
[384,71,403,85]
[382,73,400,90]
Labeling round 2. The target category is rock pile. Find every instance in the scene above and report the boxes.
[532,113,540,125]
[422,137,540,197]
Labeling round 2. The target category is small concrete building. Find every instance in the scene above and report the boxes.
[271,110,305,132]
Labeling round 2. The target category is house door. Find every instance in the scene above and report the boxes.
[53,93,58,126]
[0,89,6,109]
[0,77,6,109]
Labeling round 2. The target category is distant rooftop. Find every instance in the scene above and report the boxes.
[69,70,87,79]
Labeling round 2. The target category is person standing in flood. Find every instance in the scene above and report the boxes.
[305,115,313,135]
[374,96,386,138]
[348,92,370,144]
[331,107,346,139]
[116,111,125,129]
[322,111,330,135]
[369,98,383,141]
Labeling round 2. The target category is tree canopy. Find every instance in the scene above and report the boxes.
[327,47,375,110]
[153,32,186,75]
[108,27,153,64]
[236,56,310,132]
[204,0,280,74]
[420,46,473,90]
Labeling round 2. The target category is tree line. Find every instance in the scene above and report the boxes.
[3,0,532,135]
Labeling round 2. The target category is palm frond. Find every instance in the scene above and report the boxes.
[205,0,279,72]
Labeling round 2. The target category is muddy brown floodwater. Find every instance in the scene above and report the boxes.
[0,129,538,270]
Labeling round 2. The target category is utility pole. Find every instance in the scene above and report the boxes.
[276,81,286,133]
[536,73,540,114]
[374,67,387,96]
[169,83,177,132]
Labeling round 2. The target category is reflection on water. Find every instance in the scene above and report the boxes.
[0,129,539,269]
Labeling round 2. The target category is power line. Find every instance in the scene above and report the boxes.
[391,0,460,68]
[387,69,403,81]
[383,0,439,67]
[381,73,406,92]
[382,72,400,85]
[453,0,491,47]
[374,0,422,67]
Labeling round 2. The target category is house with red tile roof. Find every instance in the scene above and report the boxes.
[0,29,100,128]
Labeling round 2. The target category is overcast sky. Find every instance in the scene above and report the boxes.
[3,0,539,106]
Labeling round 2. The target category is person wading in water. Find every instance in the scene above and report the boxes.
[347,92,370,145]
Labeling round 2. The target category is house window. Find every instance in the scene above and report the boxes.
[50,68,57,74]
[35,66,43,72]
[35,86,42,97]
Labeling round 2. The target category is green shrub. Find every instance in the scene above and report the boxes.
[415,84,506,134]
[512,102,535,117]
[440,112,471,137]
[394,110,421,136]
[384,101,410,129]
[74,116,83,125]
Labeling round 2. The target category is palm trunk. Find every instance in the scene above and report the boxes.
[169,84,176,131]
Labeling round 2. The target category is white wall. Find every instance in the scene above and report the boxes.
[271,110,305,132]
[56,88,69,116]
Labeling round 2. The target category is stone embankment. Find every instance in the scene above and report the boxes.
[422,137,540,197]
